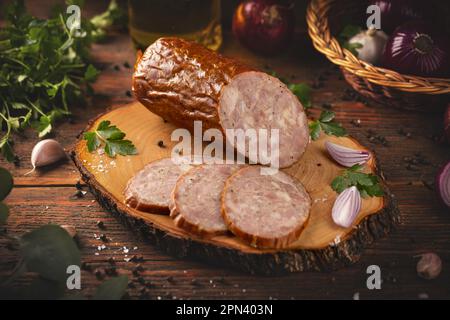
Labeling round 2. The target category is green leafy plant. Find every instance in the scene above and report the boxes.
[0,167,13,224]
[309,110,347,140]
[331,164,384,198]
[0,0,123,162]
[338,25,363,56]
[83,120,137,157]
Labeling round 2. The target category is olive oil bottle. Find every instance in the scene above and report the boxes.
[128,0,222,51]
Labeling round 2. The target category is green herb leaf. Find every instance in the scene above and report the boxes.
[309,111,347,140]
[19,225,81,282]
[309,122,321,141]
[288,83,312,109]
[83,120,137,157]
[0,1,123,162]
[343,42,363,56]
[338,25,363,57]
[0,167,14,201]
[84,64,99,82]
[331,166,384,198]
[338,25,362,42]
[320,122,348,137]
[319,110,335,123]
[0,202,9,224]
[93,275,128,300]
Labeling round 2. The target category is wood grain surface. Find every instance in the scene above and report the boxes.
[72,101,397,274]
[0,0,449,299]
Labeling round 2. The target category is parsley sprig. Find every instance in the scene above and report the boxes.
[309,110,347,140]
[0,0,124,162]
[84,120,137,157]
[331,164,384,198]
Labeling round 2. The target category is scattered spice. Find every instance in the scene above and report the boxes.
[94,268,105,280]
[123,62,131,69]
[113,65,120,71]
[108,257,115,265]
[99,234,108,242]
[125,90,132,97]
[157,140,166,148]
[350,119,361,127]
[96,221,106,230]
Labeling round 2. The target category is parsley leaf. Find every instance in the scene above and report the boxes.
[0,0,124,162]
[83,120,137,158]
[288,83,312,109]
[309,111,347,140]
[331,164,384,198]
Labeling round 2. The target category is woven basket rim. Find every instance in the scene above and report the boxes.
[306,0,450,95]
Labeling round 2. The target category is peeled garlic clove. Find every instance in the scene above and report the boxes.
[332,186,361,228]
[416,253,442,280]
[325,141,371,168]
[26,139,66,175]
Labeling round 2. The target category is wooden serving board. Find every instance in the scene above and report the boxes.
[71,102,399,274]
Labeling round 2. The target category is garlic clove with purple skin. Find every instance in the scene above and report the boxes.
[25,139,67,175]
[325,141,371,168]
[416,253,442,280]
[332,186,361,228]
[436,161,450,208]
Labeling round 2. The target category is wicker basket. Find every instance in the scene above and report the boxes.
[306,0,450,111]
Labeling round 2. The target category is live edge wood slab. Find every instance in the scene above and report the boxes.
[71,101,399,274]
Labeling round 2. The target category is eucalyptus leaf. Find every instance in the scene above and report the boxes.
[93,275,128,300]
[19,225,81,282]
[0,167,14,201]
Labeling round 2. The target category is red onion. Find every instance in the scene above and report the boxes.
[382,21,450,77]
[368,0,424,33]
[436,161,450,208]
[445,104,450,143]
[325,141,371,168]
[332,186,361,228]
[232,0,295,56]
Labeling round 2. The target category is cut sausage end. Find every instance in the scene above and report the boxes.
[124,158,193,214]
[219,71,310,168]
[221,166,311,249]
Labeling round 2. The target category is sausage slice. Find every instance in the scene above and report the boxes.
[221,166,311,249]
[133,37,309,168]
[124,158,193,214]
[170,164,241,237]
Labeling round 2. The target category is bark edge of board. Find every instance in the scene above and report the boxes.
[70,110,400,275]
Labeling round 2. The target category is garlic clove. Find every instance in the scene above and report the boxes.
[348,28,389,65]
[325,141,371,168]
[416,253,442,280]
[26,139,67,175]
[332,186,361,228]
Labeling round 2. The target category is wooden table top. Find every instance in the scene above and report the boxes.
[1,1,449,300]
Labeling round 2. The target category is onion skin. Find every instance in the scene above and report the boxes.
[325,141,371,168]
[232,0,295,56]
[332,186,362,228]
[445,104,450,143]
[368,0,424,33]
[436,161,450,209]
[382,21,450,78]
